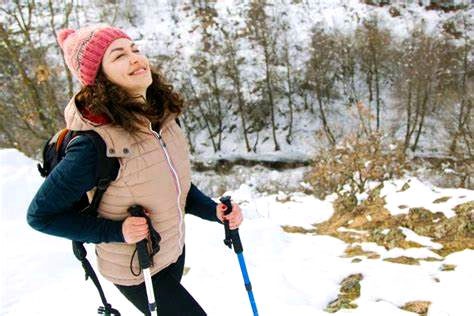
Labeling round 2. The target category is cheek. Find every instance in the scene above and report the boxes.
[104,62,129,83]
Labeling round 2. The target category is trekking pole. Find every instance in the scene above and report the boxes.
[72,241,121,315]
[128,205,159,316]
[220,196,259,316]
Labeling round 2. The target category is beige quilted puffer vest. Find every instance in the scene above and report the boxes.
[64,96,191,286]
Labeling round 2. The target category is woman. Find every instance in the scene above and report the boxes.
[26,24,243,315]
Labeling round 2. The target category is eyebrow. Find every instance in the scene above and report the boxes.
[108,42,136,57]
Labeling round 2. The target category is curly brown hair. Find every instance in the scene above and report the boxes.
[74,68,184,134]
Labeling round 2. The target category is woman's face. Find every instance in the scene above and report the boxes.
[101,38,152,98]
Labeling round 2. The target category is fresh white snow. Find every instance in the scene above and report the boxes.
[399,227,444,250]
[382,178,472,218]
[2,148,473,316]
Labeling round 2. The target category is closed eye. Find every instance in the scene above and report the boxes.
[115,50,141,61]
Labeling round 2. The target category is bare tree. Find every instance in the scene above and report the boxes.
[306,26,338,146]
[220,23,253,152]
[335,31,360,107]
[274,11,297,145]
[447,16,473,157]
[355,15,392,131]
[187,2,224,153]
[0,1,68,155]
[246,0,280,151]
[392,25,443,153]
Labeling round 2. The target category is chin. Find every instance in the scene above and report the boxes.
[128,79,152,90]
[138,75,153,87]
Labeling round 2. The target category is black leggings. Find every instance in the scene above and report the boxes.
[114,247,206,316]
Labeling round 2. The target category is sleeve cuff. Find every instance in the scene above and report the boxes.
[108,219,125,243]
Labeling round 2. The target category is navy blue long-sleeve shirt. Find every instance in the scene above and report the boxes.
[27,135,219,244]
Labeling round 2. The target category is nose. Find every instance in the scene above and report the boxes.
[129,52,140,64]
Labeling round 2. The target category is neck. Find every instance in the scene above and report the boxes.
[130,93,147,103]
[128,87,147,102]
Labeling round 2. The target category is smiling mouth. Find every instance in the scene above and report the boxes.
[129,67,147,76]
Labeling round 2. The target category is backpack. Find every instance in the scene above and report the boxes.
[37,128,121,316]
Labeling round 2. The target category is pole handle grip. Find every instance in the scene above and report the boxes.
[221,196,233,216]
[127,205,152,269]
[219,196,243,253]
[128,204,145,217]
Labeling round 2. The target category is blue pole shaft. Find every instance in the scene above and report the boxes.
[220,196,259,316]
[237,253,259,316]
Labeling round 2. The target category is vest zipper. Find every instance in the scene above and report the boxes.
[149,124,184,246]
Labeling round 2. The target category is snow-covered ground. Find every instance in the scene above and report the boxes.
[1,148,473,316]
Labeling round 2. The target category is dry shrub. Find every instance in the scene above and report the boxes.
[304,133,407,200]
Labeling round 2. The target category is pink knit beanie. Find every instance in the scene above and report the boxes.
[57,24,131,86]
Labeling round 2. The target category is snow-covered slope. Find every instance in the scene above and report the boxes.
[2,148,473,315]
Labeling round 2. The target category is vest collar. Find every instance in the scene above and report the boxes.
[63,95,178,158]
[80,105,111,125]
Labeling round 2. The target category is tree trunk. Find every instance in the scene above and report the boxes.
[374,61,381,131]
[189,79,217,152]
[408,81,422,145]
[227,40,251,152]
[366,67,374,131]
[180,113,195,154]
[366,68,373,103]
[236,79,251,152]
[284,45,294,144]
[262,37,280,151]
[210,65,223,151]
[450,35,470,155]
[404,83,413,152]
[411,85,430,152]
[317,91,335,145]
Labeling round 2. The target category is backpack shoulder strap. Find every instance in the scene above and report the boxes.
[78,130,119,182]
[69,130,121,316]
[75,130,119,215]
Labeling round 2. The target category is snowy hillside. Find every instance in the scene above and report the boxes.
[4,0,471,160]
[2,148,473,316]
[123,0,473,160]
